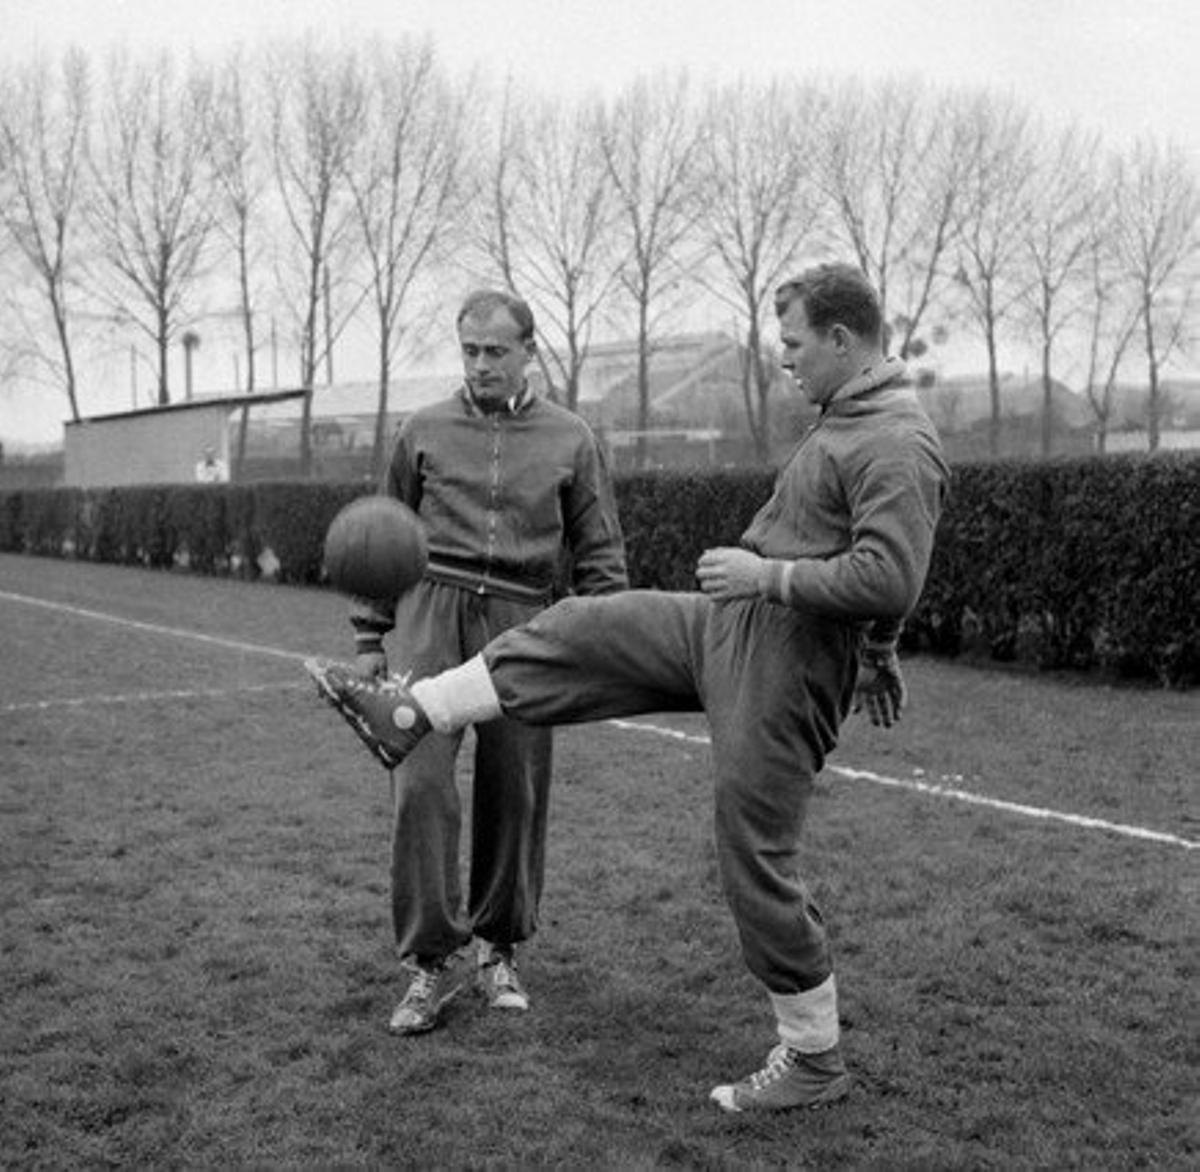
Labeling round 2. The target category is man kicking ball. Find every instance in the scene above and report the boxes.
[306,262,949,1112]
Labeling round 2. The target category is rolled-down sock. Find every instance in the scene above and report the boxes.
[769,975,840,1053]
[410,653,502,733]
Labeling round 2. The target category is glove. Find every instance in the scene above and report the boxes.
[354,649,388,680]
[853,644,907,728]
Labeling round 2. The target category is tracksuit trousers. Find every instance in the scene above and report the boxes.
[390,581,552,964]
[480,590,859,999]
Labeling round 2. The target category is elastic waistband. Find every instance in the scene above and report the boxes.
[425,561,554,606]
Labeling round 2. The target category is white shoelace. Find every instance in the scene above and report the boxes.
[748,1044,795,1090]
[403,966,439,1004]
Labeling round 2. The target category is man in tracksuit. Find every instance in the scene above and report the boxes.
[350,289,627,1035]
[309,263,949,1109]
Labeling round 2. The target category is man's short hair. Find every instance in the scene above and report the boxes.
[457,289,536,342]
[774,263,883,343]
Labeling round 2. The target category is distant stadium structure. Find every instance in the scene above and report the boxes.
[38,340,1200,490]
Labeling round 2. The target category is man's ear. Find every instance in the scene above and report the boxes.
[524,339,537,358]
[830,324,852,353]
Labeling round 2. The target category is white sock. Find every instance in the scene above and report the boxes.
[410,653,502,733]
[769,974,840,1053]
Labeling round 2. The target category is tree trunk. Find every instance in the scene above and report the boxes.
[748,317,771,463]
[157,327,170,407]
[635,299,650,470]
[240,232,256,393]
[53,299,81,423]
[1040,338,1054,458]
[1143,294,1161,452]
[986,328,1001,458]
[300,283,319,477]
[234,407,250,482]
[373,334,391,482]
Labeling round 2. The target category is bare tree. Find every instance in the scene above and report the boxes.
[209,48,267,393]
[208,46,271,478]
[1020,123,1100,457]
[952,91,1037,456]
[461,81,557,396]
[88,48,216,405]
[821,78,968,358]
[697,77,828,459]
[1077,158,1141,454]
[348,38,468,477]
[0,49,91,423]
[471,82,622,412]
[266,38,364,475]
[1111,137,1200,450]
[600,72,702,468]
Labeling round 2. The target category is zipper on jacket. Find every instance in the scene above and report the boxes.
[482,415,502,585]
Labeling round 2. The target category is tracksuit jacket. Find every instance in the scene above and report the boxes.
[749,356,948,647]
[353,384,627,646]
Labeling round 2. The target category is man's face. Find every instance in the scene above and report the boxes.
[778,300,844,407]
[458,307,533,405]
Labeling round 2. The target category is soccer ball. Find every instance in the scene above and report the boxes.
[322,495,428,603]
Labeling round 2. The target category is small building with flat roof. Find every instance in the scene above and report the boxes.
[63,389,307,487]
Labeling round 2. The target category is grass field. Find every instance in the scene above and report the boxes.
[1,551,1197,1170]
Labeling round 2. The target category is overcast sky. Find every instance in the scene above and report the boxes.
[6,0,1196,158]
[3,0,1198,444]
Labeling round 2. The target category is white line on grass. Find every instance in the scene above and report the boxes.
[0,590,309,662]
[607,718,1200,852]
[1,681,306,715]
[4,591,1194,852]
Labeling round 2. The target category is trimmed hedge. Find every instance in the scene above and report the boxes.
[616,468,772,590]
[1,453,1196,686]
[911,454,1199,687]
[0,481,365,584]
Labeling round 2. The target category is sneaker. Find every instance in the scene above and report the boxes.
[304,658,430,769]
[389,956,469,1035]
[710,1043,850,1112]
[477,942,530,1011]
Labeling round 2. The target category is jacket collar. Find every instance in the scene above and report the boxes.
[823,356,907,411]
[461,382,534,416]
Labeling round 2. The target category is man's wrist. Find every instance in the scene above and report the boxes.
[758,559,788,601]
[353,630,385,656]
[350,611,391,657]
[861,639,899,666]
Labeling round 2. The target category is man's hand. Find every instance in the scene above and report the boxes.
[696,547,766,599]
[354,650,388,680]
[853,646,907,728]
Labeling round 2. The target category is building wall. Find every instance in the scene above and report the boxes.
[1103,429,1200,453]
[64,409,231,487]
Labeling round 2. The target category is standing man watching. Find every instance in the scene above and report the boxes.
[350,289,627,1035]
[309,263,948,1108]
